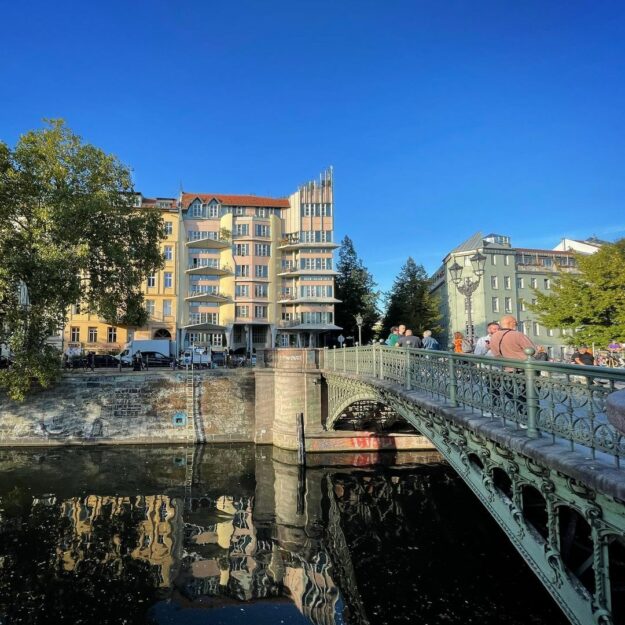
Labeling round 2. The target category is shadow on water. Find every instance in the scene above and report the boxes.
[0,444,568,625]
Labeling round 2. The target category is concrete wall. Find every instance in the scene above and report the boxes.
[0,370,255,446]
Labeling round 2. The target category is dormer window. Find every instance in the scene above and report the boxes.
[190,200,203,217]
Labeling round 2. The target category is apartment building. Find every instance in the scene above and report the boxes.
[430,233,602,359]
[179,168,339,353]
[63,194,179,352]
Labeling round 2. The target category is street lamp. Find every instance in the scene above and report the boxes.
[449,252,486,343]
[355,313,363,346]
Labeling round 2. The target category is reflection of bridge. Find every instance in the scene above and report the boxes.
[319,345,625,625]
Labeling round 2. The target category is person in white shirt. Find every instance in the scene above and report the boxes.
[473,321,500,357]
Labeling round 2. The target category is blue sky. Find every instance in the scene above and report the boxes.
[2,1,624,291]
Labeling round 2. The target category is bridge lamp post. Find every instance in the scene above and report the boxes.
[449,252,486,344]
[355,313,363,347]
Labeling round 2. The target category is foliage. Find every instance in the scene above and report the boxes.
[0,120,165,399]
[335,236,380,343]
[382,257,441,338]
[529,239,625,346]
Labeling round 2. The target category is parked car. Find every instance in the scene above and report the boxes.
[141,351,173,368]
[211,352,226,367]
[93,354,120,368]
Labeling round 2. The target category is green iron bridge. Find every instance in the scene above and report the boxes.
[318,344,625,625]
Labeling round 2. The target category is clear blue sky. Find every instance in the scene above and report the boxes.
[2,1,624,291]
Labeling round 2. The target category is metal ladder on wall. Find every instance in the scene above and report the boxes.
[184,362,196,506]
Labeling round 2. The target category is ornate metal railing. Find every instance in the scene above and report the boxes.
[322,345,625,465]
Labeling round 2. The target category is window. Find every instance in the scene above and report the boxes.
[300,285,333,298]
[70,327,80,342]
[255,224,270,237]
[504,255,510,266]
[504,276,511,289]
[146,300,155,317]
[190,201,203,217]
[517,277,524,289]
[255,208,267,217]
[164,272,173,288]
[88,327,98,343]
[236,264,250,277]
[492,298,499,313]
[235,243,249,256]
[147,274,156,288]
[504,297,512,313]
[71,302,81,315]
[236,305,249,318]
[255,284,267,297]
[163,300,172,317]
[207,204,219,218]
[533,322,540,336]
[520,299,526,311]
[491,255,497,265]
[252,327,266,343]
[254,305,267,319]
[234,224,249,236]
[491,276,498,289]
[234,206,245,216]
[519,321,526,334]
[255,265,268,278]
[255,243,271,256]
[164,221,173,235]
[530,278,537,288]
[544,278,551,289]
[532,298,537,306]
[163,246,173,261]
[107,327,117,343]
[235,284,249,297]
[547,328,555,337]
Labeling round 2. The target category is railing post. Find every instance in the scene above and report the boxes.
[524,348,540,438]
[343,344,346,373]
[333,346,336,371]
[373,342,377,377]
[405,348,411,390]
[448,353,457,407]
[356,343,359,375]
[379,346,384,380]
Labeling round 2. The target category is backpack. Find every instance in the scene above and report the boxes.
[461,338,473,353]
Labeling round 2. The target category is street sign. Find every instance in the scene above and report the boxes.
[337,334,345,345]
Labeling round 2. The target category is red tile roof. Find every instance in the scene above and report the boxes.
[181,193,290,209]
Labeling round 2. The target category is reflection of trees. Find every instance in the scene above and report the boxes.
[0,496,163,625]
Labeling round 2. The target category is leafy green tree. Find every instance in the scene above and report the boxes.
[530,239,625,346]
[383,257,441,339]
[0,120,165,399]
[335,236,379,344]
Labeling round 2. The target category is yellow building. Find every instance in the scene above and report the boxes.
[63,195,180,354]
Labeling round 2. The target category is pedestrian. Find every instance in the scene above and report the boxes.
[397,329,422,348]
[386,326,400,347]
[87,351,95,372]
[489,315,536,417]
[474,322,500,357]
[572,346,594,366]
[453,331,472,354]
[421,330,439,350]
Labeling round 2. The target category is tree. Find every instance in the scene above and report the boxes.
[0,120,165,399]
[335,236,379,344]
[530,240,625,346]
[383,258,441,338]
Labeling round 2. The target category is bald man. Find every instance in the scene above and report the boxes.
[490,315,535,361]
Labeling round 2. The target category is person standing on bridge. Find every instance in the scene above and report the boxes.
[421,330,439,350]
[490,315,535,418]
[386,326,400,347]
[474,321,500,357]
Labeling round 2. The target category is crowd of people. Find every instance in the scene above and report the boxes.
[383,325,441,350]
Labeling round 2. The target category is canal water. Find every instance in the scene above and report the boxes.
[0,445,568,625]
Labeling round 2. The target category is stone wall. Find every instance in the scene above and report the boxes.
[0,370,255,446]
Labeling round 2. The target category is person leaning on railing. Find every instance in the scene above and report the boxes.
[489,315,536,417]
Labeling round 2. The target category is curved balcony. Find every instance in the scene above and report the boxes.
[277,267,338,278]
[185,290,231,304]
[278,296,341,305]
[277,239,339,251]
[186,263,234,276]
[186,237,231,250]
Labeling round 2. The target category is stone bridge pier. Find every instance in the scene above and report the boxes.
[255,349,433,453]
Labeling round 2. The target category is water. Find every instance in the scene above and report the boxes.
[0,445,567,625]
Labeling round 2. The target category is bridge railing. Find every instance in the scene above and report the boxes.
[322,345,625,465]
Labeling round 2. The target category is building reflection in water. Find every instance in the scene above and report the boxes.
[0,445,567,625]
